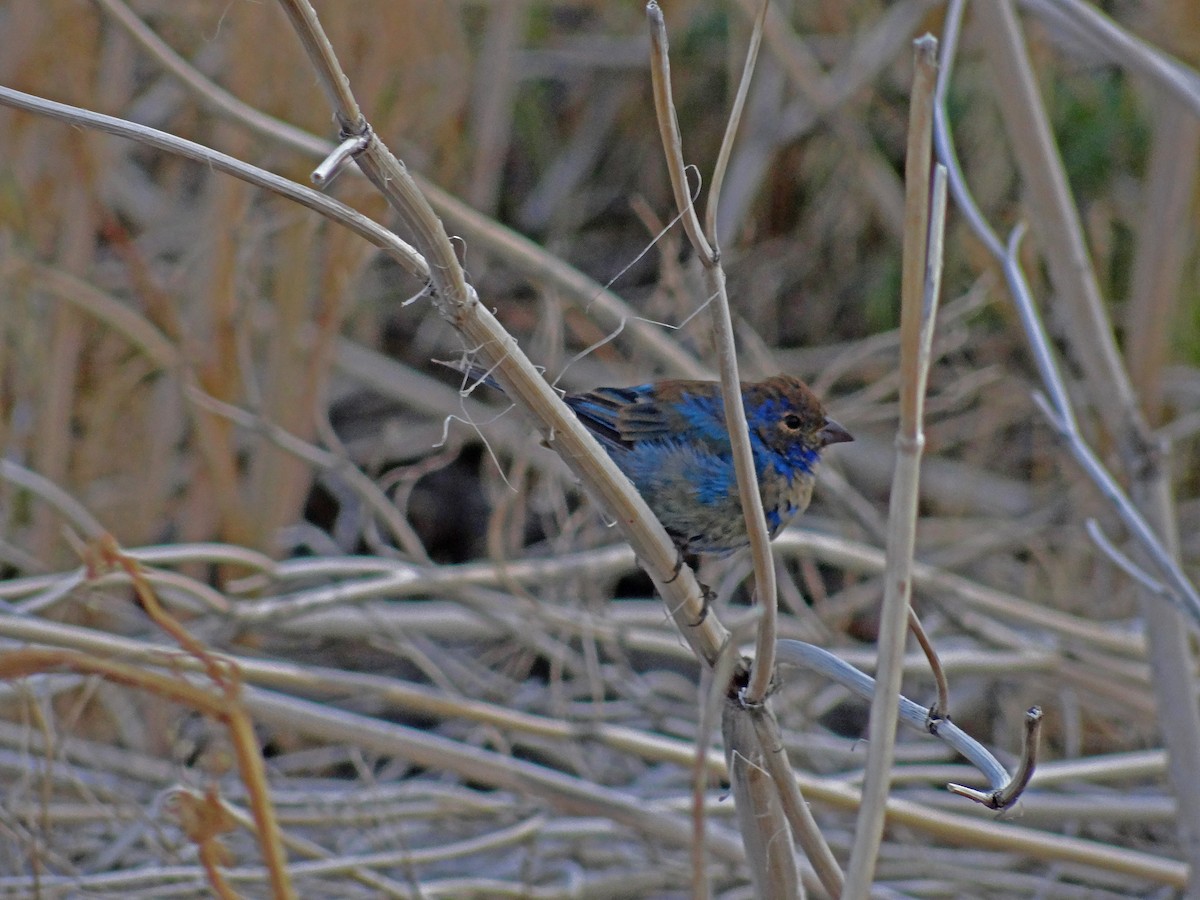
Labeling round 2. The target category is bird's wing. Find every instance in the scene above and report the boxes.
[565,381,723,450]
[563,385,679,451]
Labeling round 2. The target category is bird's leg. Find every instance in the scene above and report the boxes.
[662,545,711,626]
[664,545,686,583]
[690,579,716,627]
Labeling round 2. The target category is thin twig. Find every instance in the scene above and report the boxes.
[645,0,780,706]
[243,684,748,862]
[644,10,807,888]
[907,608,950,719]
[843,36,942,899]
[721,703,802,898]
[310,133,370,187]
[934,3,1200,628]
[690,642,744,900]
[937,7,1200,883]
[704,0,769,250]
[0,87,428,282]
[1009,246,1200,625]
[0,609,1180,886]
[775,640,1013,793]
[271,0,730,665]
[0,460,106,540]
[185,386,432,562]
[948,707,1043,810]
[747,705,844,897]
[1,625,294,897]
[975,0,1144,446]
[645,3,714,267]
[94,0,708,379]
[1085,520,1173,601]
[1018,0,1200,118]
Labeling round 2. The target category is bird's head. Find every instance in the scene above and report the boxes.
[744,375,853,473]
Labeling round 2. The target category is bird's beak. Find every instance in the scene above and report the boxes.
[818,418,853,447]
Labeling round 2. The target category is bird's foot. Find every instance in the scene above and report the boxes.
[690,580,716,627]
[665,547,686,584]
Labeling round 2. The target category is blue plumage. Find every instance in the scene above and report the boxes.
[449,364,852,555]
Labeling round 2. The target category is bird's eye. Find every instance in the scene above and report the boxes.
[783,414,802,430]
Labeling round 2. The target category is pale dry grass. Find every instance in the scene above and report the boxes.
[0,1,1198,897]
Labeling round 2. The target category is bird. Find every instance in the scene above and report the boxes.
[447,363,852,557]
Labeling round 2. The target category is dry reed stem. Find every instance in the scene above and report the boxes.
[2,1,1198,893]
[722,705,802,898]
[934,0,1198,628]
[1019,0,1200,117]
[905,607,950,717]
[0,595,1045,796]
[168,785,415,896]
[646,7,843,892]
[2,590,1163,885]
[242,683,747,863]
[645,0,779,705]
[747,705,842,897]
[645,3,714,268]
[0,648,293,897]
[1125,102,1200,426]
[971,4,1200,881]
[705,0,769,251]
[976,3,1143,443]
[0,86,428,279]
[270,0,730,670]
[843,36,943,898]
[100,0,709,379]
[87,535,295,898]
[0,459,106,539]
[185,388,431,560]
[238,681,1188,889]
[466,0,529,214]
[1122,22,1200,884]
[691,638,746,900]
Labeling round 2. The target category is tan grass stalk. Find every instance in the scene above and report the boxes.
[240,682,1188,888]
[0,460,106,539]
[186,388,431,561]
[973,4,1200,883]
[466,0,529,214]
[0,609,1077,794]
[722,705,802,898]
[705,0,769,249]
[0,86,428,280]
[1019,0,1200,117]
[97,0,710,379]
[269,0,726,669]
[0,537,297,899]
[747,706,842,897]
[2,647,293,898]
[0,606,1187,887]
[247,684,748,863]
[645,5,850,893]
[1124,59,1200,886]
[843,36,944,897]
[32,294,84,559]
[692,639,746,899]
[645,0,780,704]
[974,1,1143,447]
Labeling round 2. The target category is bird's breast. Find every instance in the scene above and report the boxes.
[760,468,816,538]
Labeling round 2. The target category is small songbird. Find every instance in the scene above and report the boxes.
[450,364,852,556]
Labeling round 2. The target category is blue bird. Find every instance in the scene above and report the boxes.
[448,363,852,557]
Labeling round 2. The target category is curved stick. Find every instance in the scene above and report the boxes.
[775,639,1035,806]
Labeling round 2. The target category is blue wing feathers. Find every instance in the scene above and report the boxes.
[436,364,842,554]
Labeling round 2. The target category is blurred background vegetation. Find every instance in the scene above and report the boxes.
[0,0,1198,896]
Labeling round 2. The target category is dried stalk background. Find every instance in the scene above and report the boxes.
[0,0,1198,897]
